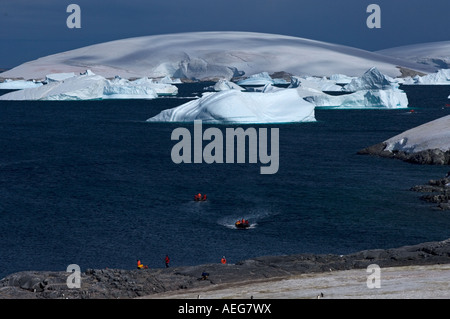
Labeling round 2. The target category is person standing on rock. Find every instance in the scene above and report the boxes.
[165,255,170,268]
[221,256,227,264]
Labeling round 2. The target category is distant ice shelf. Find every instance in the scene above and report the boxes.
[0,71,178,101]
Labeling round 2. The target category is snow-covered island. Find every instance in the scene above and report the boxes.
[358,115,450,165]
[0,32,431,81]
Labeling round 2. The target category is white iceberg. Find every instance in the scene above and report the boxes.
[290,76,342,92]
[0,79,43,89]
[147,89,316,124]
[402,69,450,85]
[102,77,158,99]
[0,73,106,100]
[131,77,178,96]
[306,89,409,109]
[0,72,177,100]
[236,72,277,86]
[209,79,245,91]
[158,75,182,84]
[329,74,356,85]
[343,67,396,92]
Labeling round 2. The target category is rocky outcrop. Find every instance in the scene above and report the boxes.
[358,142,450,165]
[2,238,450,299]
[411,175,450,210]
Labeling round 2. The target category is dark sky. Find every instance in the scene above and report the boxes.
[1,0,449,68]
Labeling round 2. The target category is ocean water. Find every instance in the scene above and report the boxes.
[0,84,449,279]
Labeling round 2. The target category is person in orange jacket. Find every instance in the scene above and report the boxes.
[202,194,207,201]
[221,256,227,264]
[137,259,148,269]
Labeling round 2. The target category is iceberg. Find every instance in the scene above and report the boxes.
[343,67,396,92]
[290,76,343,92]
[147,89,316,124]
[306,89,409,109]
[0,79,43,89]
[329,74,356,85]
[300,67,409,108]
[158,75,182,84]
[102,77,158,99]
[236,72,278,86]
[209,79,245,91]
[131,77,178,96]
[402,69,450,85]
[0,73,106,100]
[0,71,177,100]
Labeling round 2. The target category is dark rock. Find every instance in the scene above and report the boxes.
[2,237,450,299]
[358,143,450,166]
[411,174,450,210]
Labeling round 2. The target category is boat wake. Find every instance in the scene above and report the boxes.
[217,209,277,230]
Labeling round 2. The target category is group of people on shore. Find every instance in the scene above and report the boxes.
[137,255,227,270]
[137,255,170,269]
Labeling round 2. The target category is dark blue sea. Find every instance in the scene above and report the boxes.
[1,84,450,279]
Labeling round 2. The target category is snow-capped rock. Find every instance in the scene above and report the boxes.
[384,115,450,154]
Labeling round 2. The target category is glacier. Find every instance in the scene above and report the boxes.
[0,71,178,101]
[377,41,450,71]
[0,32,431,81]
[147,89,316,124]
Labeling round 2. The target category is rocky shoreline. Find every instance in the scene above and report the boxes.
[357,142,450,165]
[2,238,450,299]
[411,175,450,210]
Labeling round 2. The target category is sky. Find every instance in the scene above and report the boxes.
[1,0,449,68]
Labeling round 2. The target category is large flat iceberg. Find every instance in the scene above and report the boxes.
[147,89,315,124]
